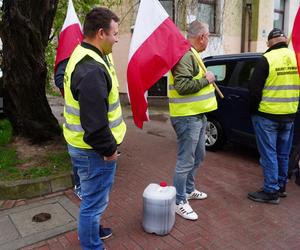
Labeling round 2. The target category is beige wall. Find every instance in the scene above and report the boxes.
[250,0,299,52]
[112,33,131,93]
[222,0,243,54]
[110,0,135,94]
[253,0,273,52]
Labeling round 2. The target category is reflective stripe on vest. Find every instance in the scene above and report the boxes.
[168,47,217,117]
[63,45,126,149]
[65,100,125,130]
[259,48,300,115]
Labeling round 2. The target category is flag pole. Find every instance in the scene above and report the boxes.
[287,34,291,46]
[192,54,224,99]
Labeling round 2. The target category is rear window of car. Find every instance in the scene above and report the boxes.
[206,61,237,86]
[228,60,258,89]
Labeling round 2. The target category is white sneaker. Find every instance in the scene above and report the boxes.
[187,189,207,200]
[74,186,82,200]
[175,201,198,220]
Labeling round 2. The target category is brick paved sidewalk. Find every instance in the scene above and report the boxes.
[1,119,300,250]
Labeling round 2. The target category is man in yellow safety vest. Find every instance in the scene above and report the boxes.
[63,7,126,250]
[248,28,300,204]
[168,20,217,220]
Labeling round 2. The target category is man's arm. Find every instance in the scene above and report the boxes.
[249,57,269,113]
[72,60,117,157]
[54,59,68,91]
[172,52,210,95]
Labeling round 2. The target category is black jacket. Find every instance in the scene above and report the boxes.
[70,42,117,157]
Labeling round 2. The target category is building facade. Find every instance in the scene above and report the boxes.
[111,0,299,97]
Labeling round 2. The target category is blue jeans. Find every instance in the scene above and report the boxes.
[171,114,207,204]
[252,115,294,193]
[68,144,116,250]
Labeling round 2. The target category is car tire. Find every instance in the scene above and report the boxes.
[205,118,225,151]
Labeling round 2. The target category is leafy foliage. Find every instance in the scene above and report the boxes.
[46,0,122,92]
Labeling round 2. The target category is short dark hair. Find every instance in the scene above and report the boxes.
[83,7,119,37]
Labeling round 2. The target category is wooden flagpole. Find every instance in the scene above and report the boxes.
[193,55,224,99]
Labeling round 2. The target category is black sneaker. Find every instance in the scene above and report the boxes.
[99,225,112,240]
[247,190,280,204]
[278,186,287,198]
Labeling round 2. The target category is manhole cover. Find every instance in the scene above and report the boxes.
[32,213,51,222]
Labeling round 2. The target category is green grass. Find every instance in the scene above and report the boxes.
[0,119,72,181]
[0,119,13,145]
[0,120,18,178]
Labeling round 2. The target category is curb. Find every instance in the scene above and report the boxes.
[0,173,74,200]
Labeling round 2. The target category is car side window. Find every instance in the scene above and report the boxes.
[206,65,226,81]
[206,62,236,86]
[229,61,257,89]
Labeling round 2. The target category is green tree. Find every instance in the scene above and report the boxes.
[46,0,122,92]
[1,0,122,143]
[1,0,61,143]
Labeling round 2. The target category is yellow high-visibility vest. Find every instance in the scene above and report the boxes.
[259,48,300,114]
[63,45,126,149]
[168,48,217,117]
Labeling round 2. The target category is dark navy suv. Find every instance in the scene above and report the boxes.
[203,53,300,165]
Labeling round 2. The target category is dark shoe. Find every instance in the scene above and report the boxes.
[99,225,112,240]
[247,190,280,204]
[278,186,287,198]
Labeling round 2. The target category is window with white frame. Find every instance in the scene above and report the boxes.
[274,0,285,30]
[197,0,216,34]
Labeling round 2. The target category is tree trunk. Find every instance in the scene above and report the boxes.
[1,0,61,143]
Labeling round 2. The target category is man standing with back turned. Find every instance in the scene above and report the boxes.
[63,7,126,250]
[248,28,300,204]
[168,20,217,220]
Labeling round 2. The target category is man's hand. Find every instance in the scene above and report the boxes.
[104,151,118,161]
[205,71,216,83]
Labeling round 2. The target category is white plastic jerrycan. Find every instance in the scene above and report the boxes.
[142,182,176,235]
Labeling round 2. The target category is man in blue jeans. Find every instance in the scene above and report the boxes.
[168,21,217,220]
[55,59,115,242]
[248,28,300,204]
[63,7,126,250]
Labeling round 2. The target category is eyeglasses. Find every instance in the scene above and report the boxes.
[203,33,210,40]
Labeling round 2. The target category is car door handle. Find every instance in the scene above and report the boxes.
[227,94,240,100]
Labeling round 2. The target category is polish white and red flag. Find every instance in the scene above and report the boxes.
[54,0,83,73]
[127,0,190,128]
[292,7,300,76]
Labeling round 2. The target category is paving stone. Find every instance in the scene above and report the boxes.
[0,215,19,243]
[15,200,26,207]
[10,203,75,237]
[3,200,16,209]
[3,116,300,249]
[0,196,78,250]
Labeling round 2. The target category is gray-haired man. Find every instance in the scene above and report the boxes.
[168,20,218,220]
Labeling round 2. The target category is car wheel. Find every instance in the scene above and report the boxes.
[205,118,225,151]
